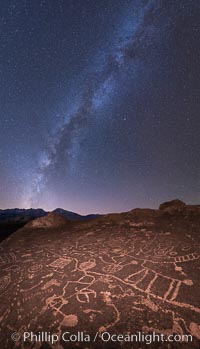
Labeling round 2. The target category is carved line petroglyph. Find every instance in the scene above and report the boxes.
[0,275,11,294]
[88,270,200,314]
[0,252,16,265]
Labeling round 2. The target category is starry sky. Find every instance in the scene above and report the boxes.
[0,0,199,214]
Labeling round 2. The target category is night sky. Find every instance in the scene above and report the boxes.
[0,0,199,214]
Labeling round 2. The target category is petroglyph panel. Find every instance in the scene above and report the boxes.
[0,214,200,348]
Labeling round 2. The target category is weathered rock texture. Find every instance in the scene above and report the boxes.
[0,200,199,349]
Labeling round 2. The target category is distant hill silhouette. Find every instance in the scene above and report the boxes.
[53,208,100,221]
[0,207,100,223]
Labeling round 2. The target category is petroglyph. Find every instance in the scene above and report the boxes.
[28,264,42,273]
[0,275,11,294]
[61,314,78,327]
[49,257,73,269]
[79,259,96,270]
[0,252,16,265]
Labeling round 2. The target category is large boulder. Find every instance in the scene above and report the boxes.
[159,199,186,213]
[26,212,69,228]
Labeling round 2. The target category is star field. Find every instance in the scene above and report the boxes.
[0,0,199,214]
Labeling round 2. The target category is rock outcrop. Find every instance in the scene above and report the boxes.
[26,212,69,228]
[159,199,200,218]
[159,199,186,212]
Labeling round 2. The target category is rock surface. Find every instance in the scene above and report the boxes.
[0,201,200,349]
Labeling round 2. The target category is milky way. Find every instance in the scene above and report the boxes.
[0,0,199,213]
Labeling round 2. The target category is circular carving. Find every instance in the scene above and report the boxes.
[28,264,42,273]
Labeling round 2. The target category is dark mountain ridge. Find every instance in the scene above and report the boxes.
[0,207,100,223]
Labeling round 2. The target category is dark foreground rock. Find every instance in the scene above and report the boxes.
[0,201,200,349]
